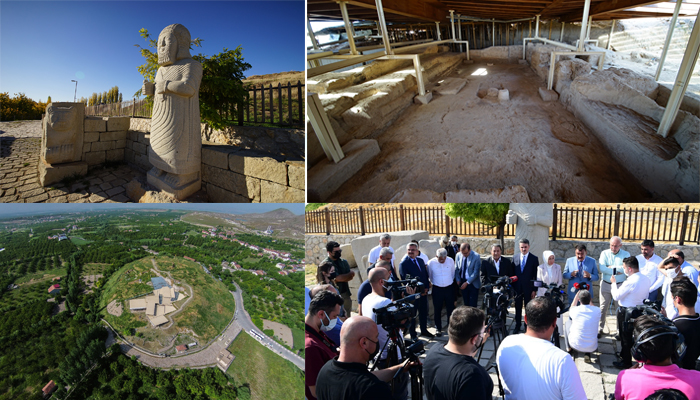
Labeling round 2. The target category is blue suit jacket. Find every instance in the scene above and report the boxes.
[455,251,482,289]
[563,256,599,294]
[399,257,431,290]
[513,253,539,295]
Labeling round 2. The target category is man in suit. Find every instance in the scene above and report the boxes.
[445,235,460,261]
[512,239,539,334]
[481,244,515,286]
[563,244,599,296]
[399,242,433,339]
[455,243,482,308]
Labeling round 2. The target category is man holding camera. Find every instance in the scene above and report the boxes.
[423,306,493,400]
[305,290,344,400]
[611,256,652,369]
[400,242,433,340]
[563,244,599,296]
[323,241,355,318]
[362,267,409,400]
[315,316,415,400]
[497,297,587,400]
[512,239,539,334]
[455,243,481,308]
[671,276,700,371]
[614,314,700,400]
[563,289,601,358]
[427,248,457,337]
[598,236,630,338]
[636,240,664,302]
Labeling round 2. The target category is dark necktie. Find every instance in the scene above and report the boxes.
[578,261,583,277]
[413,258,420,272]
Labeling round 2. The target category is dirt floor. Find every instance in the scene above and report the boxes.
[262,319,293,347]
[327,62,653,203]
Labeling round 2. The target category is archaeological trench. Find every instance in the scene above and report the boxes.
[306,2,700,203]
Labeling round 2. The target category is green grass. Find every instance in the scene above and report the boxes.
[305,203,327,211]
[13,267,65,285]
[291,328,304,351]
[69,236,92,245]
[226,333,303,400]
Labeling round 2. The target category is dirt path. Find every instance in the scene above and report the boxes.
[263,320,293,347]
[328,62,650,202]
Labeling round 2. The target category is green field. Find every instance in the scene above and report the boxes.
[1,280,54,312]
[83,263,109,275]
[69,236,92,245]
[226,333,303,400]
[13,267,65,285]
[291,327,304,352]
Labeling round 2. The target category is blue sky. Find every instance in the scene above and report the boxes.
[1,0,304,103]
[0,203,304,218]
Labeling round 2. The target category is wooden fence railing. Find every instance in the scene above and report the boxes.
[306,204,700,245]
[85,98,152,118]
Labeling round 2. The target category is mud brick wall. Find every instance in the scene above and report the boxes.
[83,116,128,168]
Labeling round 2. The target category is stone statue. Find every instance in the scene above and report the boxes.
[39,102,88,186]
[142,23,203,200]
[506,204,553,262]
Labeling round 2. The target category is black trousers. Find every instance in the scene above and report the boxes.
[410,292,429,335]
[514,291,531,328]
[432,285,455,331]
[617,306,633,364]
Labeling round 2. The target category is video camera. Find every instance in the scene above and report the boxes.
[374,293,421,332]
[534,281,569,315]
[384,277,424,299]
[481,275,518,293]
[622,300,687,361]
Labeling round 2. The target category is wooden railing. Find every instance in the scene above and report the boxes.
[307,204,700,245]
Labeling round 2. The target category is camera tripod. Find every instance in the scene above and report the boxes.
[369,323,425,400]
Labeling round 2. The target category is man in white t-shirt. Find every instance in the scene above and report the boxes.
[636,239,664,301]
[563,289,601,358]
[368,233,395,268]
[497,296,587,400]
[362,267,408,400]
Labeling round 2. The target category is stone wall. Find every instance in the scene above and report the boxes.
[305,234,700,266]
[82,116,129,167]
[127,117,305,203]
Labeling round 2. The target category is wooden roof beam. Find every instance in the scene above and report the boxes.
[560,0,667,22]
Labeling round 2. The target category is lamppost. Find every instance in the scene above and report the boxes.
[71,80,78,102]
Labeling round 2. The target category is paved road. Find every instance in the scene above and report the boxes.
[105,281,304,371]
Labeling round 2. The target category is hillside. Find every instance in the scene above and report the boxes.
[243,71,304,87]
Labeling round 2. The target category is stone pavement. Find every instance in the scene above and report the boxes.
[0,136,138,203]
[403,300,623,400]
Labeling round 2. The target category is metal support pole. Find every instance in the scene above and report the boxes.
[561,22,565,42]
[658,6,700,138]
[458,14,462,52]
[578,0,591,52]
[656,0,684,81]
[449,10,456,41]
[535,14,540,38]
[436,21,441,41]
[375,0,393,55]
[492,18,495,46]
[607,19,616,50]
[338,1,358,55]
[586,16,592,40]
[307,17,320,50]
[375,20,381,37]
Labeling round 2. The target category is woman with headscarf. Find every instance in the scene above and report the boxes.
[537,250,563,297]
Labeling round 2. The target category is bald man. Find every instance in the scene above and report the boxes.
[315,316,412,400]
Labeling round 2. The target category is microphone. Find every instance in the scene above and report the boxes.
[508,276,518,283]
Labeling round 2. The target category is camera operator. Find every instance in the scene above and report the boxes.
[563,244,599,296]
[598,236,630,338]
[455,242,482,308]
[611,256,652,369]
[427,248,456,337]
[614,314,700,400]
[496,297,587,400]
[305,290,344,400]
[358,260,394,316]
[563,289,601,357]
[671,276,700,370]
[316,316,416,400]
[323,241,356,318]
[362,267,410,400]
[400,242,433,340]
[423,306,493,400]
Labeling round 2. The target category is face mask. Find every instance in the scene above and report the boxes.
[623,267,630,277]
[665,268,679,279]
[364,337,380,362]
[381,280,390,292]
[332,250,341,259]
[320,311,337,332]
[451,241,457,246]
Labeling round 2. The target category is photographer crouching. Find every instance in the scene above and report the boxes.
[423,306,494,400]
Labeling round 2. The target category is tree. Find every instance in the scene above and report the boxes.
[134,28,250,130]
[445,203,510,249]
[47,95,52,104]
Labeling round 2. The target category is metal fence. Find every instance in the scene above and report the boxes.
[306,204,700,245]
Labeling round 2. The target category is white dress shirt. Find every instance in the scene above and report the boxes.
[368,245,395,267]
[636,253,664,292]
[611,272,652,308]
[497,334,587,400]
[494,258,501,274]
[680,261,700,287]
[660,270,700,320]
[427,257,456,288]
